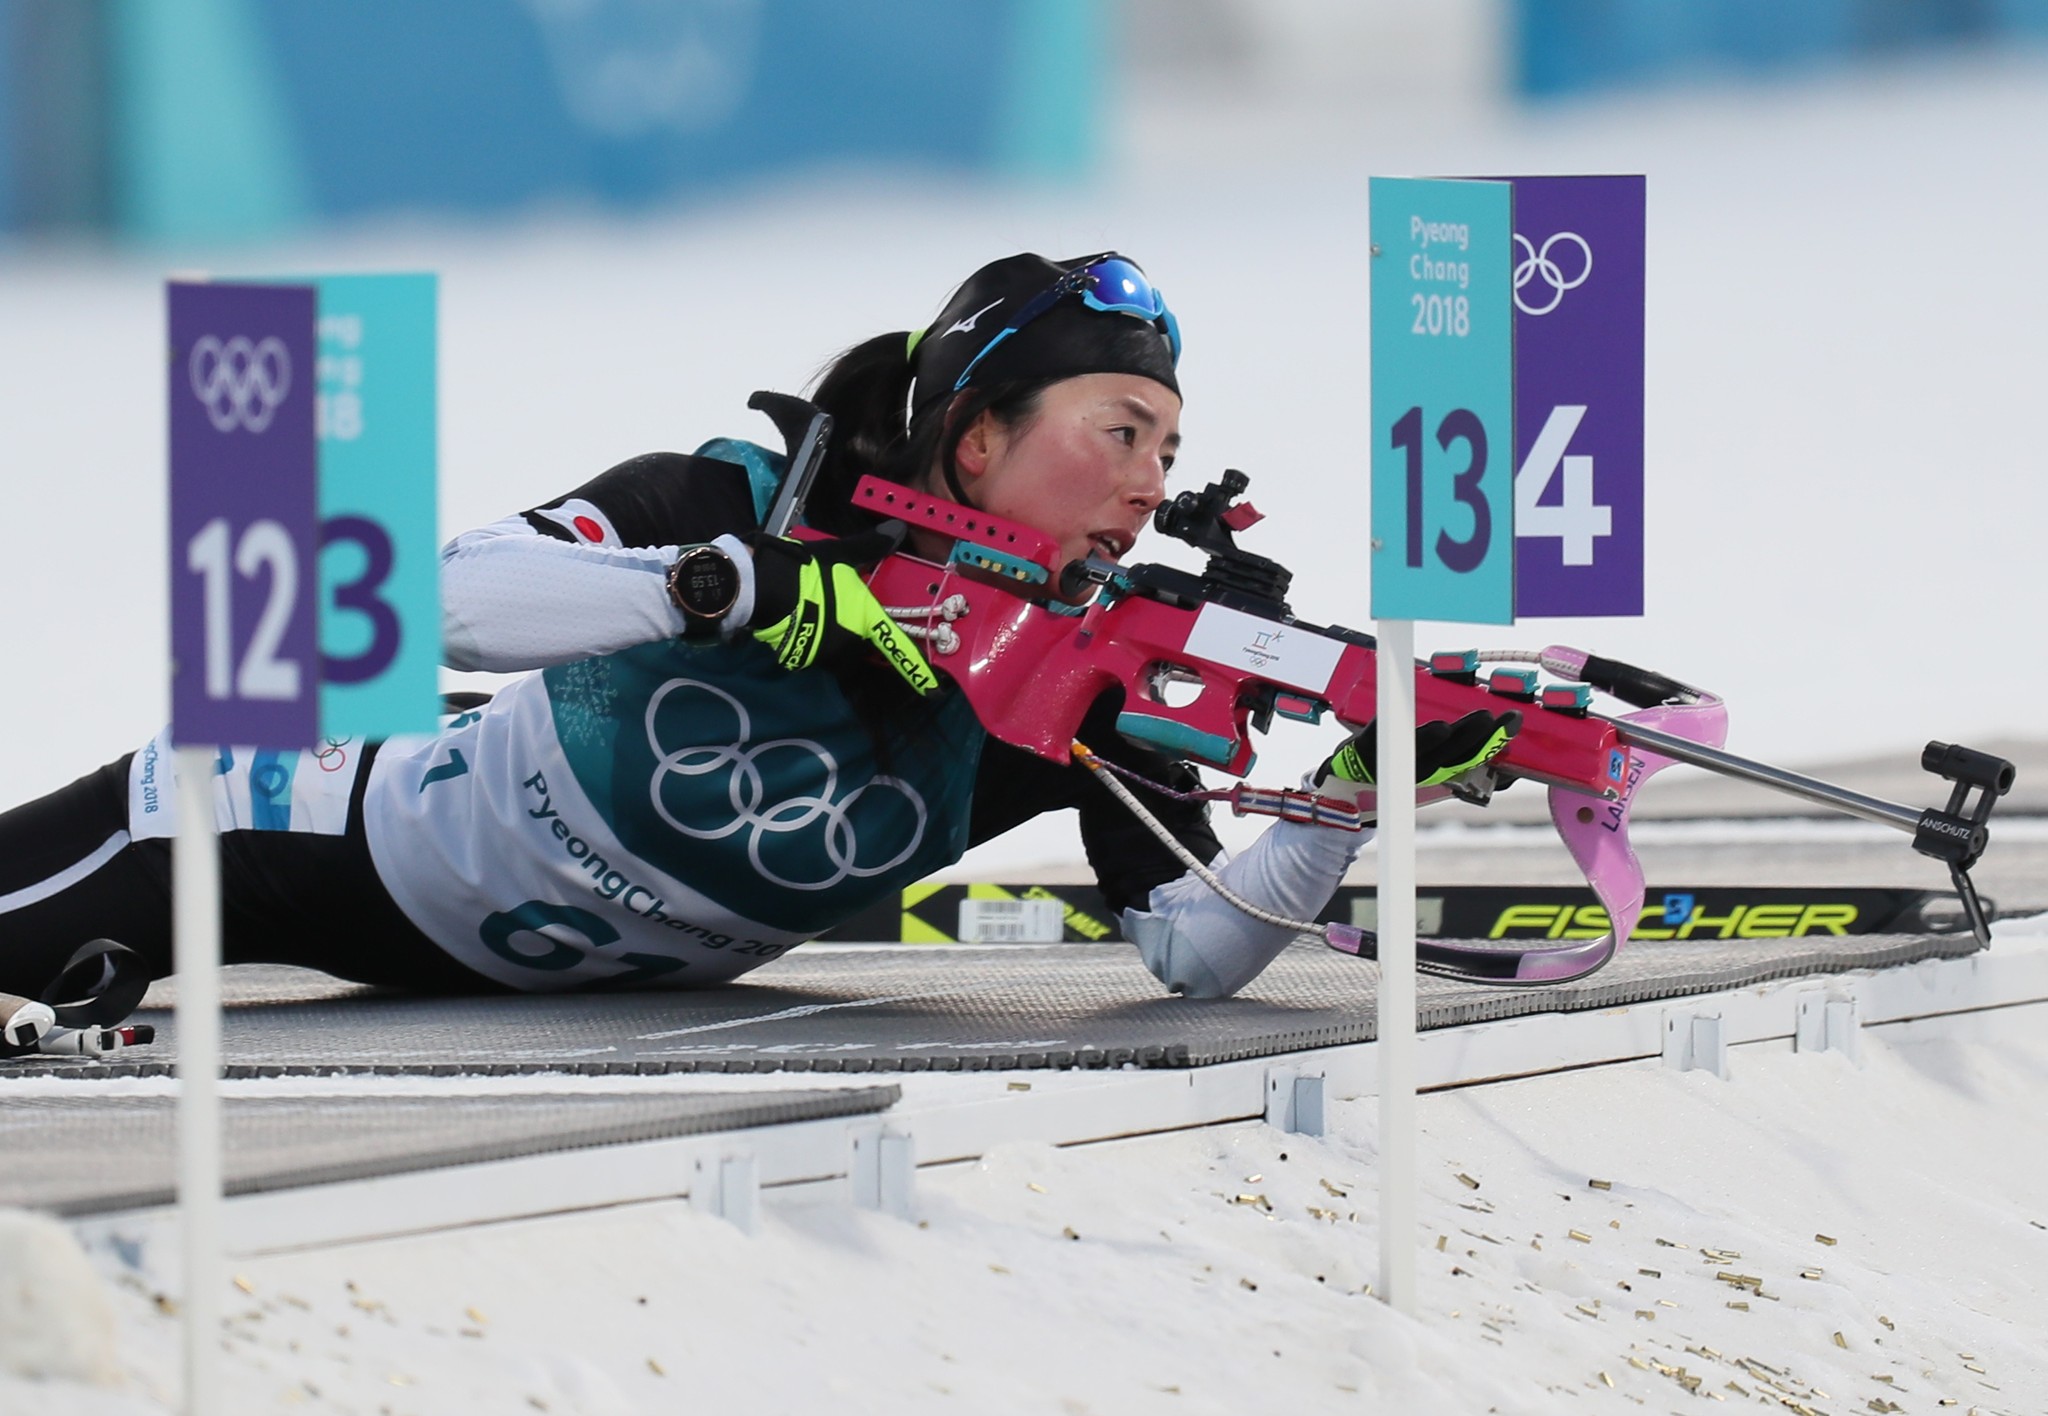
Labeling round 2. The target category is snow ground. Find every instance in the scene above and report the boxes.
[9,984,2046,1414]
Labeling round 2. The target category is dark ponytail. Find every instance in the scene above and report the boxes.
[804,331,917,536]
[806,332,1054,532]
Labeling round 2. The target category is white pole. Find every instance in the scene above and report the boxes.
[1375,620,1418,1314]
[173,744,222,1414]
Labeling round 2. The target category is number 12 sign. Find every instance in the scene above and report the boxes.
[170,276,439,750]
[1369,177,1515,625]
[170,281,320,748]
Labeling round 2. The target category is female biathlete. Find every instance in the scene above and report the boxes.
[0,252,1516,1048]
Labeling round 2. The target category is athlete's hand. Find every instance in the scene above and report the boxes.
[1315,709,1521,790]
[744,530,939,695]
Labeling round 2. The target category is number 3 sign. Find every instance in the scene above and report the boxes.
[310,273,440,739]
[169,276,438,750]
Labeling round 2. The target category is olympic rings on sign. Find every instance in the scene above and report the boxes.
[189,334,293,433]
[1512,231,1593,317]
[644,678,928,892]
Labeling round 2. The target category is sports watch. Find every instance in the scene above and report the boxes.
[666,543,742,637]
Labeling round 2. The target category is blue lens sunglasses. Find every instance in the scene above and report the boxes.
[951,254,1182,393]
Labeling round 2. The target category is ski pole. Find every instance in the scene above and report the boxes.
[1,994,56,1054]
[35,1024,157,1057]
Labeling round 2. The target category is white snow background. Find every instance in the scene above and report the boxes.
[3,36,2048,1416]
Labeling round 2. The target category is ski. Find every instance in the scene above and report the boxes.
[1322,922,1617,986]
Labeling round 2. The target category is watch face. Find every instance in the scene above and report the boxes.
[676,548,740,618]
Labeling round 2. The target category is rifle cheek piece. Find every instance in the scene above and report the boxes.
[1578,653,1701,709]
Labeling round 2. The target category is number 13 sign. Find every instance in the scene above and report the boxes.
[1369,177,1515,625]
[169,277,438,750]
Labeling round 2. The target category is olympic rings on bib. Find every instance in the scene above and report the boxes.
[643,678,928,892]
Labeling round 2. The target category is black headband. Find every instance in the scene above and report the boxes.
[908,252,1179,418]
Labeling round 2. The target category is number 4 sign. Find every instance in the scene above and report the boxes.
[1506,175,1645,617]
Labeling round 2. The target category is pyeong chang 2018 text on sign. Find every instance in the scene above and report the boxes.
[1369,177,1516,626]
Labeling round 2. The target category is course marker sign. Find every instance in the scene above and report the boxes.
[1369,177,1515,625]
[1506,174,1645,616]
[1367,175,1515,1317]
[311,273,440,738]
[168,281,319,749]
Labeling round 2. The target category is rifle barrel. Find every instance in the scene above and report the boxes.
[1610,719,1923,835]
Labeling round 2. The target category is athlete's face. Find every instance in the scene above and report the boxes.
[947,373,1180,586]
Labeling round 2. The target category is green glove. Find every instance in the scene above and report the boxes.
[745,530,939,695]
[1317,709,1521,789]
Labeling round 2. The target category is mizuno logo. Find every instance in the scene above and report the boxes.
[944,300,1002,337]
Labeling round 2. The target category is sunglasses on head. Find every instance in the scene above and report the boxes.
[950,254,1182,393]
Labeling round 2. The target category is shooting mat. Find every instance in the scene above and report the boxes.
[1,932,1982,1081]
[2,1086,900,1218]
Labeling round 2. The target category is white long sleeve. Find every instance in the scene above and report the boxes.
[439,517,755,673]
[1120,790,1370,999]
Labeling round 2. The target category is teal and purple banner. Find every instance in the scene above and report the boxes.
[169,274,440,749]
[1507,174,1644,617]
[1514,1,2047,99]
[4,1,1101,243]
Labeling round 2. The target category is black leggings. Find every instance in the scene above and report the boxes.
[0,752,494,997]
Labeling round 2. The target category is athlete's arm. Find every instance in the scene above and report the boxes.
[1119,813,1368,1000]
[971,699,1367,999]
[1125,713,1522,996]
[441,452,762,673]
